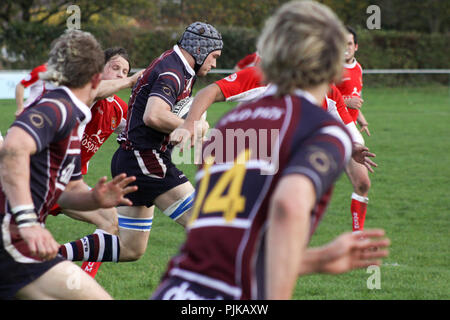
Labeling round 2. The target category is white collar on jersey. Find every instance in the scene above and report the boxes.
[261,84,318,106]
[58,86,92,124]
[173,44,196,77]
[344,58,358,69]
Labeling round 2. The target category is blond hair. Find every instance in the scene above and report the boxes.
[257,0,346,95]
[40,30,104,88]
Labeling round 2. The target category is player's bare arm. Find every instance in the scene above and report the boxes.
[58,174,137,211]
[15,82,25,116]
[0,127,37,207]
[357,111,370,136]
[0,126,59,260]
[143,96,185,134]
[95,69,144,101]
[298,230,390,275]
[345,96,364,110]
[170,83,223,148]
[266,175,316,299]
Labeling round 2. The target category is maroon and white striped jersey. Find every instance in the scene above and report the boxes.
[0,86,91,223]
[159,86,353,299]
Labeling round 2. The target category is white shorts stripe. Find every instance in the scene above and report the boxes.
[188,217,251,230]
[169,268,242,299]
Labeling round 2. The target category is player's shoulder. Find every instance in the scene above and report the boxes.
[112,94,128,107]
[355,60,363,73]
[296,94,342,127]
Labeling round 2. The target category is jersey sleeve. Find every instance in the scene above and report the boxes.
[282,123,352,200]
[329,85,353,125]
[11,100,73,153]
[149,68,183,108]
[236,53,256,69]
[215,67,264,102]
[20,65,46,88]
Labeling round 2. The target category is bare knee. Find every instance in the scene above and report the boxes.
[354,176,371,196]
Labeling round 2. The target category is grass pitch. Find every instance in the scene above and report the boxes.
[0,85,448,300]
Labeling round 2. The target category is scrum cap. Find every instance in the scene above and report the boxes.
[178,22,223,72]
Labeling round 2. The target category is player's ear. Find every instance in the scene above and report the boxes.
[354,43,358,52]
[91,73,102,90]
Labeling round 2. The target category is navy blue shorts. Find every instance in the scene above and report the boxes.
[111,146,189,207]
[0,214,65,300]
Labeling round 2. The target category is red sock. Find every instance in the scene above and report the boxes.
[351,193,368,231]
[81,261,102,278]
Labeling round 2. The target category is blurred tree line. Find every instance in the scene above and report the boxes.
[1,0,448,32]
[0,0,449,76]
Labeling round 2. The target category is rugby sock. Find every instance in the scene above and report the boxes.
[351,192,368,231]
[81,261,102,278]
[58,229,120,262]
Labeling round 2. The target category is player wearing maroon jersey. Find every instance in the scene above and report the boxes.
[336,26,372,232]
[73,22,222,264]
[0,30,137,300]
[153,1,389,300]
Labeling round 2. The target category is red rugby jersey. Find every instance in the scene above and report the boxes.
[335,59,363,122]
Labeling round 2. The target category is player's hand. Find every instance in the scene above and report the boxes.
[129,69,144,86]
[346,97,364,110]
[359,123,371,136]
[321,229,390,274]
[170,119,209,152]
[92,174,138,208]
[352,143,377,173]
[19,225,60,261]
[170,122,194,152]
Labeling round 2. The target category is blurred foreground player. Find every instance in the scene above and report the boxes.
[153,0,389,300]
[0,30,137,300]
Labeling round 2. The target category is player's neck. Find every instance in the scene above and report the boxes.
[303,83,329,106]
[179,47,196,70]
[69,84,96,107]
[345,57,357,66]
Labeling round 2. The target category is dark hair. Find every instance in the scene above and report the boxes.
[346,25,357,44]
[104,47,131,72]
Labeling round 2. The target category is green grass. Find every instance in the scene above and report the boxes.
[0,86,449,300]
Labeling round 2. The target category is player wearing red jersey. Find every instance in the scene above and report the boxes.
[15,63,53,116]
[170,68,376,174]
[54,48,142,277]
[234,52,261,71]
[336,26,372,232]
[154,1,388,300]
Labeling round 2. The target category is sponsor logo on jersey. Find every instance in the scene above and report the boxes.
[225,73,237,82]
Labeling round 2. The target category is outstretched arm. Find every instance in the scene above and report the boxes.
[58,174,138,211]
[298,229,390,275]
[95,69,144,101]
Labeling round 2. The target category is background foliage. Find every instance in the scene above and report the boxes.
[1,0,449,83]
